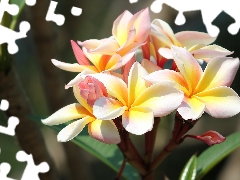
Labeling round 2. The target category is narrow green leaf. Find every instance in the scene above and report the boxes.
[10,0,26,30]
[196,131,240,180]
[179,154,197,180]
[31,116,139,180]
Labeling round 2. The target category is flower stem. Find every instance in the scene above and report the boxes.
[114,118,147,176]
[145,118,161,166]
[148,112,197,173]
[115,158,126,180]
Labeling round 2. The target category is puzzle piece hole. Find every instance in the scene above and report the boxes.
[0,100,9,111]
[71,7,82,16]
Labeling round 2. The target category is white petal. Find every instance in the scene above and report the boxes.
[122,106,154,135]
[51,59,84,72]
[57,116,94,142]
[42,103,90,125]
[88,120,120,144]
[93,97,126,120]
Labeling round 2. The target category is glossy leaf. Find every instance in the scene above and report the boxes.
[179,154,197,180]
[31,115,138,180]
[196,131,240,179]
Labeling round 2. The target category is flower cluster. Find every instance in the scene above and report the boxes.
[42,8,240,145]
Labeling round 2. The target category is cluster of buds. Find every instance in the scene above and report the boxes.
[42,7,240,176]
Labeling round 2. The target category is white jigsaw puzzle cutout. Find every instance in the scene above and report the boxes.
[0,149,50,180]
[0,0,35,54]
[0,99,9,111]
[129,0,138,3]
[46,1,82,26]
[0,99,50,179]
[16,151,50,180]
[0,162,17,180]
[150,0,240,37]
[46,1,65,26]
[0,100,19,136]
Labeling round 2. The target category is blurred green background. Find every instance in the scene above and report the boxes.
[1,0,240,180]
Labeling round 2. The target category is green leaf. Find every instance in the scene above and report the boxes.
[10,0,26,30]
[196,131,240,180]
[31,116,139,180]
[179,155,197,180]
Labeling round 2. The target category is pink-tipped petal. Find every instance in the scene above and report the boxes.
[73,85,93,113]
[191,45,232,62]
[171,46,203,93]
[93,97,126,120]
[133,83,184,117]
[90,38,119,55]
[51,59,85,72]
[159,48,173,59]
[150,25,173,48]
[175,31,216,49]
[151,19,179,45]
[113,10,133,45]
[122,106,154,135]
[57,116,94,142]
[141,59,161,73]
[123,54,136,83]
[42,103,91,125]
[145,69,187,88]
[177,96,205,120]
[107,52,135,71]
[118,28,136,51]
[129,8,151,44]
[195,57,239,93]
[71,40,90,65]
[196,86,240,118]
[89,73,128,105]
[78,39,102,49]
[128,62,149,106]
[65,74,84,89]
[88,120,120,144]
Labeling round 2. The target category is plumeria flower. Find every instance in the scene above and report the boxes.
[52,40,135,88]
[42,76,120,144]
[146,46,240,120]
[144,19,232,68]
[79,8,151,57]
[90,62,184,135]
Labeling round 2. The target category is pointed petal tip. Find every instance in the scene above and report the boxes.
[51,59,60,66]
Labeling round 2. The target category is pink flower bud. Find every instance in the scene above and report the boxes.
[78,76,107,106]
[186,130,226,146]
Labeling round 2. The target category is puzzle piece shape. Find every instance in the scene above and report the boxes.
[16,151,49,180]
[0,99,9,111]
[25,0,37,6]
[0,99,19,136]
[150,0,240,37]
[0,0,19,23]
[0,21,30,54]
[46,1,65,26]
[0,0,32,54]
[71,7,82,16]
[0,116,19,136]
[129,0,138,3]
[0,162,16,180]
